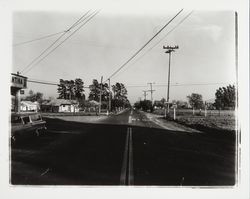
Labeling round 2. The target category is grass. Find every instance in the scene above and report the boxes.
[153,109,236,132]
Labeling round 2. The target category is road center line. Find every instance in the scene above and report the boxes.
[120,128,130,185]
[128,127,134,185]
[120,127,134,185]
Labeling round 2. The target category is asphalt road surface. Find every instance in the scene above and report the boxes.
[11,109,236,186]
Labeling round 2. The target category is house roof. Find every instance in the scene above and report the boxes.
[88,100,100,106]
[42,99,78,106]
[21,101,38,106]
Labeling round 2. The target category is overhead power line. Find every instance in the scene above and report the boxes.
[27,79,59,86]
[26,76,233,88]
[104,9,183,82]
[112,11,193,79]
[22,10,100,75]
[14,10,93,47]
[126,82,234,88]
[13,31,66,46]
[27,78,90,88]
[20,10,92,74]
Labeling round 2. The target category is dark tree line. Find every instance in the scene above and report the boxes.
[214,84,236,110]
[57,78,130,109]
[187,93,204,109]
[57,78,85,101]
[22,90,43,103]
[134,100,153,112]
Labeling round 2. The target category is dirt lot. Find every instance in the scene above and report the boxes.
[153,109,236,132]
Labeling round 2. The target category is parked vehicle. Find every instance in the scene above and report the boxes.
[11,113,47,142]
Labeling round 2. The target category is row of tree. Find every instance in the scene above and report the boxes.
[57,78,85,101]
[57,78,130,110]
[22,82,235,111]
[134,84,236,111]
[187,84,236,110]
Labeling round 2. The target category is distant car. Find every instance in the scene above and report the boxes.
[11,113,47,142]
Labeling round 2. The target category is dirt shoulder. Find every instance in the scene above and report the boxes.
[43,115,108,123]
[142,112,202,133]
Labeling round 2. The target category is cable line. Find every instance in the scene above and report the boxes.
[112,11,193,79]
[14,10,93,47]
[27,79,90,88]
[126,82,234,88]
[20,10,91,74]
[23,10,99,75]
[13,31,66,46]
[104,9,183,82]
[27,79,59,86]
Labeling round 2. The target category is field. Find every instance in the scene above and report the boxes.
[153,109,236,132]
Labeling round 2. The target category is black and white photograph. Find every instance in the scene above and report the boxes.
[0,0,249,199]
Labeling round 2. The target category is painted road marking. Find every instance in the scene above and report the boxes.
[120,127,134,185]
[128,127,134,185]
[120,128,129,185]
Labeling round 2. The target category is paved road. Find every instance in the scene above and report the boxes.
[11,109,236,186]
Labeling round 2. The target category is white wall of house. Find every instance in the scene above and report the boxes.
[20,103,38,112]
[58,104,79,112]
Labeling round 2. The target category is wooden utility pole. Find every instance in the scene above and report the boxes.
[108,78,111,114]
[163,45,179,116]
[142,90,149,100]
[147,82,155,102]
[99,76,103,114]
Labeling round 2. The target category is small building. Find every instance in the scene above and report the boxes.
[20,101,39,112]
[41,99,79,113]
[11,73,27,113]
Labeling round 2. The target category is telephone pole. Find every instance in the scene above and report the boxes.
[147,82,155,102]
[142,90,149,100]
[99,76,103,114]
[108,78,111,114]
[163,45,179,115]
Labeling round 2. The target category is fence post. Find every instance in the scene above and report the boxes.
[174,108,176,120]
[192,108,195,115]
[205,107,207,117]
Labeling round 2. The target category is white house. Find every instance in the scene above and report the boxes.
[41,99,79,113]
[20,101,39,112]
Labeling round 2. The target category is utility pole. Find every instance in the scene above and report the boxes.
[142,90,149,100]
[147,82,155,102]
[108,78,111,114]
[99,76,103,115]
[163,45,179,116]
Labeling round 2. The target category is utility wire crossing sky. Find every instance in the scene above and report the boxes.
[13,10,236,103]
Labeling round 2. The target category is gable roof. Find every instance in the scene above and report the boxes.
[42,99,78,106]
[21,101,38,106]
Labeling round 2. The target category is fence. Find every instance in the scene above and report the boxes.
[154,108,235,118]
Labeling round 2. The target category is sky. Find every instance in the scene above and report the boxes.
[12,10,236,104]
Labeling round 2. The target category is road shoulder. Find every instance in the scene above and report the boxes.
[141,111,202,133]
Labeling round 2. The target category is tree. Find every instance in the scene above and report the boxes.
[74,78,85,101]
[57,79,67,99]
[173,100,189,109]
[160,98,166,104]
[111,82,129,109]
[66,80,75,100]
[214,84,236,110]
[140,100,153,112]
[112,83,127,100]
[22,90,43,103]
[187,93,203,109]
[101,83,109,102]
[134,101,141,109]
[57,78,85,101]
[88,79,101,102]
